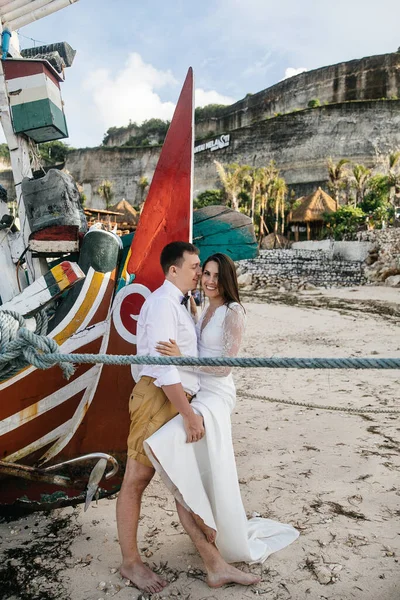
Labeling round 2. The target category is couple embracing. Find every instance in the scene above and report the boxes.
[116,241,298,594]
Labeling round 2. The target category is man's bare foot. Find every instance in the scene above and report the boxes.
[120,561,168,594]
[207,563,261,588]
[192,512,216,543]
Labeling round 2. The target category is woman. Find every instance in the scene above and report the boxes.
[144,253,298,565]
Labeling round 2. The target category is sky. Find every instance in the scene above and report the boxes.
[5,0,400,148]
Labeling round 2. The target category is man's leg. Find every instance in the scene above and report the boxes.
[116,457,167,594]
[175,501,260,588]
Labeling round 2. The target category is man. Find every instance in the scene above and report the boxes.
[117,241,259,594]
[116,241,203,593]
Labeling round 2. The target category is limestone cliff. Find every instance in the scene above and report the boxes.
[2,51,400,207]
[195,52,400,138]
[64,100,400,205]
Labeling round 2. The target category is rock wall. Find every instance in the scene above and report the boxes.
[195,52,400,138]
[238,249,367,290]
[65,145,162,207]
[61,100,400,208]
[194,100,400,198]
[360,228,400,285]
[292,240,373,262]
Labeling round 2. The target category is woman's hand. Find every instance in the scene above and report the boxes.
[156,338,182,356]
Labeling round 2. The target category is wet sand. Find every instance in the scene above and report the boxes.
[1,286,399,600]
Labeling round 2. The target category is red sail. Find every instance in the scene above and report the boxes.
[125,67,194,287]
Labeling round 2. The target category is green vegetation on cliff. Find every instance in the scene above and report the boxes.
[194,104,227,120]
[38,140,71,165]
[103,118,169,147]
[103,104,230,147]
[0,140,71,166]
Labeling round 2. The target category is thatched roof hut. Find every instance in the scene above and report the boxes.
[110,199,139,232]
[289,187,336,240]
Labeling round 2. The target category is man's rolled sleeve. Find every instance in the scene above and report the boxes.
[143,299,181,388]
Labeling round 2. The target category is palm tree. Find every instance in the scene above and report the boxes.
[272,177,287,238]
[247,167,264,223]
[257,162,279,242]
[352,164,371,205]
[214,161,249,211]
[138,176,149,201]
[389,151,400,171]
[327,158,350,210]
[97,179,114,209]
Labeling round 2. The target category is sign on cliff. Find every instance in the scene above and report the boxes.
[194,134,230,154]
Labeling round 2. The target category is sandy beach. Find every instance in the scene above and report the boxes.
[1,286,399,600]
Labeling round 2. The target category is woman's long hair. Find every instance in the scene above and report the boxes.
[202,253,242,307]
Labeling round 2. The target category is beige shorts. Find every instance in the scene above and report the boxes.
[127,375,192,468]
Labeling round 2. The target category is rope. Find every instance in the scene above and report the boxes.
[1,315,399,413]
[237,391,400,414]
[1,311,400,376]
[0,310,74,381]
[20,353,400,370]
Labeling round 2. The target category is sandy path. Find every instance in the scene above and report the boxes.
[1,287,399,600]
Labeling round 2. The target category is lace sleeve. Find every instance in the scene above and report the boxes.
[197,303,246,377]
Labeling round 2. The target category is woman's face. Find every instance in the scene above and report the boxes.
[201,260,223,301]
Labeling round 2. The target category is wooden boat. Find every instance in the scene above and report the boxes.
[0,4,257,515]
[0,62,195,513]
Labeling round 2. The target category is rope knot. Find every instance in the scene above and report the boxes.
[0,309,74,382]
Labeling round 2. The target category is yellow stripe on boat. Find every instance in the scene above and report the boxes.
[55,271,104,345]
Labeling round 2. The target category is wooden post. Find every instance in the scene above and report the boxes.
[307,222,311,240]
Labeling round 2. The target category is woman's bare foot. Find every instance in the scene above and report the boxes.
[120,561,168,594]
[206,563,261,588]
[192,512,216,543]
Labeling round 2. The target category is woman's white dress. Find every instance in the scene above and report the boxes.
[144,303,299,564]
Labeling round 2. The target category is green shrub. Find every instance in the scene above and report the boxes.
[308,98,321,108]
[324,205,366,240]
[359,175,390,213]
[194,189,224,209]
[38,140,70,165]
[194,104,227,121]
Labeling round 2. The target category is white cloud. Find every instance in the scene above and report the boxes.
[84,52,177,128]
[83,53,235,137]
[283,67,308,80]
[195,88,235,107]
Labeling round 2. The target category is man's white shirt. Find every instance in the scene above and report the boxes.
[132,280,200,396]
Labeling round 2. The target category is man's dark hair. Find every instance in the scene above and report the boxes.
[160,241,199,274]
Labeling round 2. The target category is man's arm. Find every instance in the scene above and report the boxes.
[144,299,204,443]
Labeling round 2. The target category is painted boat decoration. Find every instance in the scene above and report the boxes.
[193,205,258,263]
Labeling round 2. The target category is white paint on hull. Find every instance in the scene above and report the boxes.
[0,367,97,436]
